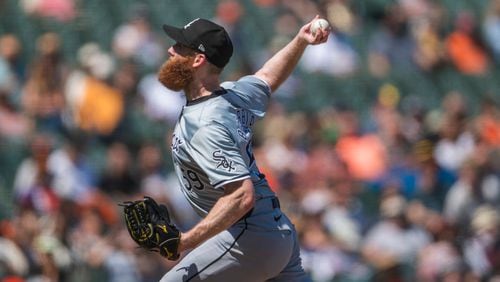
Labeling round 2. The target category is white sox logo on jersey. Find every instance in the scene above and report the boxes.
[171,134,184,153]
[212,150,235,172]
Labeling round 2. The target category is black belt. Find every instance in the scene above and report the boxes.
[240,196,280,221]
[271,197,280,209]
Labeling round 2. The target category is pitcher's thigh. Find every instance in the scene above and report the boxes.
[267,229,311,282]
[161,228,295,282]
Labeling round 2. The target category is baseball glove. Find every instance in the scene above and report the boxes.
[121,196,181,260]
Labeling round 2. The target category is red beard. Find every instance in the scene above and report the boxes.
[158,56,194,91]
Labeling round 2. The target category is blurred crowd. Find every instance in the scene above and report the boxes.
[1,0,500,281]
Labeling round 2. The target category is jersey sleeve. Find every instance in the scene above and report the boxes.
[190,122,250,189]
[220,75,271,118]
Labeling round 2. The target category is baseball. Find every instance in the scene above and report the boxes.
[310,18,330,35]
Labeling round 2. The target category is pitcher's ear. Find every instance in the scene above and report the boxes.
[192,53,207,68]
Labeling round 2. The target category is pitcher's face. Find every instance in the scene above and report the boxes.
[158,43,196,91]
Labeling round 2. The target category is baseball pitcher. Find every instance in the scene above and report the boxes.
[122,16,329,281]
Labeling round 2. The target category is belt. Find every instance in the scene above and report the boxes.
[240,196,280,221]
[271,197,280,209]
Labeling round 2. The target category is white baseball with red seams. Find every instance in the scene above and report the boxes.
[310,18,330,35]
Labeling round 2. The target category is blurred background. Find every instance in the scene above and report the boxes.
[1,0,500,281]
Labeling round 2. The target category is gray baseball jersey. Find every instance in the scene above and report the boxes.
[163,75,309,282]
[170,75,276,217]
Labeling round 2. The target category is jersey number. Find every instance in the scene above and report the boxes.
[180,168,204,190]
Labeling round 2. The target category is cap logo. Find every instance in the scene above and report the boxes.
[184,18,200,29]
[198,44,205,52]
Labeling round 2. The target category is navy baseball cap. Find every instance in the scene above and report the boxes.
[163,18,233,68]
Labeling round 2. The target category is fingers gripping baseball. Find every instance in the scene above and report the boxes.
[301,15,330,45]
